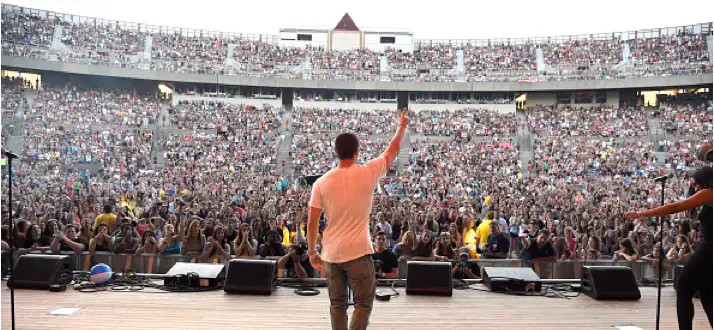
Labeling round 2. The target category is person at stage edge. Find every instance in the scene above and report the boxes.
[307,108,409,330]
[371,231,399,279]
[626,166,713,330]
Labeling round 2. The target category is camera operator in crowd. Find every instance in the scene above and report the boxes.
[452,247,479,279]
[278,242,314,280]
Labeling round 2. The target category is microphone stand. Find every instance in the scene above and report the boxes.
[3,150,18,330]
[655,178,666,330]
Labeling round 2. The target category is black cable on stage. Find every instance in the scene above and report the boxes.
[453,278,580,299]
[70,271,224,293]
[293,287,320,296]
[278,280,324,296]
[375,281,401,300]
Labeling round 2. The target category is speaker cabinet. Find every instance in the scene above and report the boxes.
[406,261,452,296]
[581,266,640,300]
[8,254,72,290]
[224,259,277,295]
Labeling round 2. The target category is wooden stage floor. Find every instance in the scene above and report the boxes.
[1,284,711,329]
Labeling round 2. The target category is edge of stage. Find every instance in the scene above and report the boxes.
[2,281,711,330]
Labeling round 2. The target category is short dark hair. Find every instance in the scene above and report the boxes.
[334,133,359,160]
[693,166,712,189]
[103,204,113,214]
[375,231,386,237]
[538,229,550,237]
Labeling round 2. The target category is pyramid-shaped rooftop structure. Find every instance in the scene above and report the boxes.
[334,13,359,31]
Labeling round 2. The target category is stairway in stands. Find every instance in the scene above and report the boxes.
[3,89,33,153]
[647,115,670,171]
[395,130,411,172]
[149,102,172,169]
[275,107,294,177]
[516,109,533,178]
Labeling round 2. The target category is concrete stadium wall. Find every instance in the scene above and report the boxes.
[3,56,711,92]
[526,92,557,106]
[172,94,516,113]
[606,91,620,108]
[526,91,620,108]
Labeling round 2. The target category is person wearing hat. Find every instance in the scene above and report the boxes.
[626,166,712,330]
[452,247,478,279]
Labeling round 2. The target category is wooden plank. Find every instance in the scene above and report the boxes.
[1,286,710,329]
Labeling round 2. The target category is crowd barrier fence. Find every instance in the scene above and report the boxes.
[5,250,676,281]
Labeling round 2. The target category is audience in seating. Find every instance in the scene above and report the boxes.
[1,79,709,284]
[2,7,710,82]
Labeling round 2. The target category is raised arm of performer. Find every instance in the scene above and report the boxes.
[625,166,712,330]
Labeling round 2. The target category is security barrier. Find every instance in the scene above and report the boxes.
[3,251,673,281]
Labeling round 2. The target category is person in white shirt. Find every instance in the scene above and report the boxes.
[307,108,409,330]
[375,212,393,248]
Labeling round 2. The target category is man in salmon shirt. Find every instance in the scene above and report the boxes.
[307,108,409,330]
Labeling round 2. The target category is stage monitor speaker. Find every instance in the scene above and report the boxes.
[7,254,72,290]
[224,259,277,295]
[581,266,640,300]
[406,261,452,296]
[481,267,542,293]
[165,262,225,287]
[397,92,409,110]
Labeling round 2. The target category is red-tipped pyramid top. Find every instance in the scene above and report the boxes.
[334,13,359,31]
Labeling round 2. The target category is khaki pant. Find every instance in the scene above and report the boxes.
[324,254,376,330]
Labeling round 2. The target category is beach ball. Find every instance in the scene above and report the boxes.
[89,263,113,285]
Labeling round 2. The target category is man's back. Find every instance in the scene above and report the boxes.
[310,157,387,263]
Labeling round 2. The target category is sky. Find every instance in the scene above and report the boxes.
[4,0,713,40]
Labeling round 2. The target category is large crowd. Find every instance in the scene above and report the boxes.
[27,85,160,126]
[412,108,516,136]
[527,105,650,137]
[2,8,711,82]
[1,80,709,282]
[658,103,713,137]
[292,133,389,176]
[1,5,713,280]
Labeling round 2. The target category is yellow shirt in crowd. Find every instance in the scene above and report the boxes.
[93,213,117,232]
[475,219,492,249]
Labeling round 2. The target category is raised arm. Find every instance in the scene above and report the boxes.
[381,108,409,165]
[626,189,712,219]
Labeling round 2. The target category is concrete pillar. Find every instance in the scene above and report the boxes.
[606,91,620,108]
[622,43,631,64]
[397,92,409,110]
[143,35,153,60]
[226,44,235,66]
[456,50,464,73]
[51,25,63,50]
[707,34,714,61]
[536,48,545,72]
